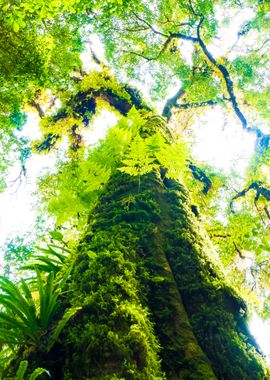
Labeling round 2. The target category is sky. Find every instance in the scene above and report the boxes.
[0,7,270,359]
[192,107,256,175]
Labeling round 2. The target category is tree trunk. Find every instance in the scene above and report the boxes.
[22,170,268,380]
[6,104,269,379]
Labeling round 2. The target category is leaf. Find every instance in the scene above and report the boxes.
[118,134,157,176]
[47,306,81,351]
[37,271,59,329]
[49,231,64,241]
[29,368,51,380]
[15,361,28,380]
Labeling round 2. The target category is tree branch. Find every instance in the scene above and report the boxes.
[196,19,248,129]
[29,101,45,118]
[233,241,246,259]
[122,11,269,152]
[230,181,270,212]
[170,32,198,43]
[124,34,174,62]
[130,11,169,38]
[154,17,270,152]
[188,161,212,194]
[175,99,218,109]
[35,79,151,152]
[162,87,185,119]
[193,18,270,151]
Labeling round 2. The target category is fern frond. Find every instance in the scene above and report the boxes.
[15,360,28,380]
[47,306,81,351]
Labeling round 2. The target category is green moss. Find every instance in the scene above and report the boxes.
[55,173,165,379]
[9,171,269,380]
[60,172,216,379]
[152,180,269,379]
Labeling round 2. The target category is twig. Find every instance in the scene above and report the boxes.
[233,241,246,259]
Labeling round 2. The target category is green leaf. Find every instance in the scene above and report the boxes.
[15,361,28,380]
[13,21,20,33]
[29,368,51,380]
[49,231,64,241]
[47,306,81,351]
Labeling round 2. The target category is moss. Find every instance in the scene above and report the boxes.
[54,173,165,379]
[62,171,215,379]
[151,179,269,380]
[8,171,269,380]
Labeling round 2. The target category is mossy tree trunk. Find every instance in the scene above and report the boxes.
[23,170,268,379]
[6,95,269,379]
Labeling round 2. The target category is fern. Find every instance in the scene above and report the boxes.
[37,271,60,330]
[47,306,81,351]
[28,368,50,380]
[10,360,51,380]
[119,134,158,176]
[156,142,188,180]
[21,242,70,273]
[15,361,28,380]
[0,270,67,348]
[0,277,39,344]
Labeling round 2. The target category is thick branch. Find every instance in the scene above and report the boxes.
[35,82,151,152]
[195,20,270,150]
[162,88,219,120]
[175,99,218,109]
[170,32,198,43]
[230,181,270,212]
[188,161,212,194]
[162,87,185,119]
[196,20,248,130]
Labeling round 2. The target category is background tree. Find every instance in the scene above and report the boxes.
[0,0,270,379]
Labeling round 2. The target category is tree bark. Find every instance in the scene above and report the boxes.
[20,171,268,380]
[5,102,269,379]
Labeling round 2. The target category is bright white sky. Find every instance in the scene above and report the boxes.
[0,7,269,358]
[192,107,256,175]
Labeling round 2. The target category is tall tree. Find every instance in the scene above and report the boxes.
[1,1,270,379]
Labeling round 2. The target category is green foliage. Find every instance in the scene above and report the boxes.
[22,242,70,273]
[37,107,145,227]
[15,361,28,380]
[119,134,158,177]
[1,0,270,376]
[3,360,50,380]
[156,141,188,180]
[0,252,75,350]
[47,306,81,352]
[3,235,34,277]
[79,71,131,102]
[119,132,188,180]
[0,272,59,346]
[0,228,82,375]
